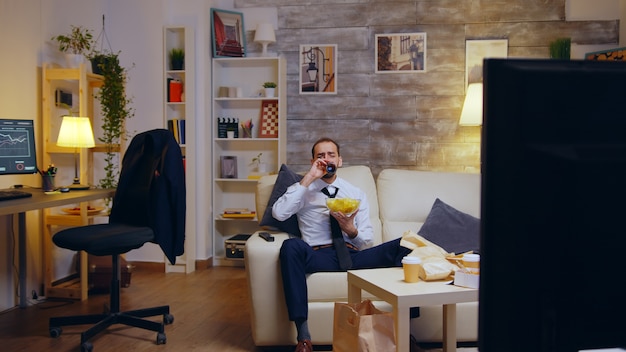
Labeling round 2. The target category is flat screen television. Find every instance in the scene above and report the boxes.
[0,119,38,175]
[480,58,626,352]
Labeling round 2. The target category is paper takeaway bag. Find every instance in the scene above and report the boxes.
[333,299,396,352]
[400,230,459,281]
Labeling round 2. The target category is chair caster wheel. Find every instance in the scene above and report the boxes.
[81,341,93,352]
[164,313,174,325]
[49,326,62,338]
[157,332,167,345]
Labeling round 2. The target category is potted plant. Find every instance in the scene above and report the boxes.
[251,152,267,173]
[549,38,571,59]
[262,81,276,97]
[170,48,184,70]
[51,25,93,68]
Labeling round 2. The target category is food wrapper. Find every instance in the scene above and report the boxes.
[400,230,459,281]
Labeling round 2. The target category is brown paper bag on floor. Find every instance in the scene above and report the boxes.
[333,299,396,352]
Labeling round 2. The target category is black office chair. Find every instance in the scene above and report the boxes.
[49,129,186,352]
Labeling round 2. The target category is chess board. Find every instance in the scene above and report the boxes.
[259,100,279,138]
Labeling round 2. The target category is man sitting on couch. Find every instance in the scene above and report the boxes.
[273,137,412,352]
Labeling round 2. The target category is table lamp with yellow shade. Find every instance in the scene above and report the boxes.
[56,116,95,190]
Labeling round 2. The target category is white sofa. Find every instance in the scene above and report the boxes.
[245,166,480,347]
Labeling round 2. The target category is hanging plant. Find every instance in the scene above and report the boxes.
[95,51,134,190]
[87,15,134,191]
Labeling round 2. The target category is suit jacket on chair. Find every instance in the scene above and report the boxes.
[110,129,186,264]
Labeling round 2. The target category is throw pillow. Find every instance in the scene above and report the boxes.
[259,164,303,237]
[417,198,480,255]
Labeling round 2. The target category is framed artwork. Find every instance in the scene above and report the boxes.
[465,39,508,89]
[375,33,426,73]
[220,156,237,178]
[299,44,337,94]
[259,100,279,138]
[585,46,626,61]
[211,8,246,58]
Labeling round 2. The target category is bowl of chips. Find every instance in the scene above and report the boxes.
[326,198,360,215]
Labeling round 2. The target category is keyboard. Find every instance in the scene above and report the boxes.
[0,189,33,201]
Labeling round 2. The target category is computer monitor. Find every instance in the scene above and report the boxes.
[480,58,626,351]
[0,119,38,175]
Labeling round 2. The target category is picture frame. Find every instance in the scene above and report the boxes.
[375,33,426,73]
[220,156,238,178]
[585,46,626,61]
[210,8,246,58]
[299,44,337,94]
[465,39,508,89]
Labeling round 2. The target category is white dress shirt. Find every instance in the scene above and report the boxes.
[272,177,374,249]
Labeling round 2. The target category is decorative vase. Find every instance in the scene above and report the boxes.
[264,87,275,97]
[257,163,268,173]
[64,54,85,68]
[171,59,184,70]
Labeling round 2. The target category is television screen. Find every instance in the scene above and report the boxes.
[480,58,626,351]
[0,119,38,175]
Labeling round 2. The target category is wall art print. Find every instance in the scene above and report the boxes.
[299,44,337,94]
[375,33,426,73]
[211,8,246,58]
[465,39,508,89]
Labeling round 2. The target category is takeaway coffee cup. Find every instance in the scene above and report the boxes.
[401,256,421,283]
[462,253,480,274]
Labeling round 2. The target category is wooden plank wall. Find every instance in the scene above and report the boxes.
[235,0,618,177]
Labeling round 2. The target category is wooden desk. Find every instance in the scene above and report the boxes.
[0,188,115,308]
[348,267,478,352]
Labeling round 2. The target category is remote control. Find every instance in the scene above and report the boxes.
[259,232,274,242]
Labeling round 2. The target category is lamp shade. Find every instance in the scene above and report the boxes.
[57,116,96,148]
[459,83,483,126]
[254,23,275,56]
[254,23,276,44]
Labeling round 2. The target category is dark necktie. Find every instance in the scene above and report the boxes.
[322,186,353,270]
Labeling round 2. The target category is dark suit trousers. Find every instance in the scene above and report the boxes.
[278,237,411,321]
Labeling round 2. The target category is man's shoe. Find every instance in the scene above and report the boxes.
[295,339,312,352]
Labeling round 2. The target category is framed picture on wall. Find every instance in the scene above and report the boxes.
[465,39,508,89]
[220,156,238,178]
[375,33,426,73]
[210,8,246,58]
[585,46,626,61]
[299,44,337,94]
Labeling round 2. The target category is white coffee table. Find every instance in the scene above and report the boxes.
[347,267,478,352]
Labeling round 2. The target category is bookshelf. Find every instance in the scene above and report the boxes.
[40,62,112,300]
[211,57,286,266]
[163,26,196,273]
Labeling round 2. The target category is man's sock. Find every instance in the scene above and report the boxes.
[295,318,311,341]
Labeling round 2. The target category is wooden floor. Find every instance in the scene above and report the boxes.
[0,266,297,352]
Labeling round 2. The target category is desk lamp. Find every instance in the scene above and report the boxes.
[254,23,275,57]
[57,116,95,190]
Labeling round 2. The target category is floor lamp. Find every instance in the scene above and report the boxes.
[57,116,96,190]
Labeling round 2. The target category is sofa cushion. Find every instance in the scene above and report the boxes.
[259,164,303,236]
[418,198,480,255]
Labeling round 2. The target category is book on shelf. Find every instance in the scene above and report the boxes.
[167,119,186,144]
[169,79,183,102]
[222,208,256,218]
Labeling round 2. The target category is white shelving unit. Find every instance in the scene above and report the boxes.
[211,57,287,266]
[163,26,196,273]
